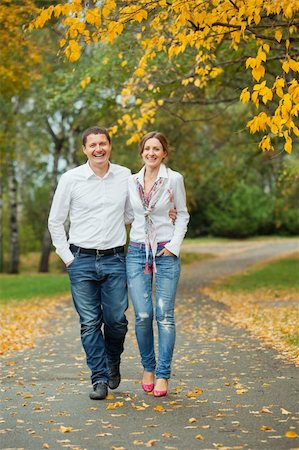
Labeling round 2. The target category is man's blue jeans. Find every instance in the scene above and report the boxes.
[67,248,128,385]
[126,243,181,379]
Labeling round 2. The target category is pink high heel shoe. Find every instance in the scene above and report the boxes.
[153,379,168,397]
[142,382,154,392]
[153,388,167,397]
[141,372,154,393]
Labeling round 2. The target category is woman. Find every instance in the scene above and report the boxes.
[126,131,189,397]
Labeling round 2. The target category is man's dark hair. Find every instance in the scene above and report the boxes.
[82,127,111,146]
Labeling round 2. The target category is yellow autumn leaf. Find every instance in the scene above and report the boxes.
[59,426,73,433]
[289,59,299,72]
[80,76,91,89]
[154,405,165,412]
[42,445,50,449]
[106,401,123,410]
[275,30,282,42]
[240,88,250,103]
[236,389,248,395]
[252,65,265,81]
[285,431,298,438]
[195,388,203,394]
[134,10,148,22]
[134,67,145,77]
[260,425,275,432]
[284,136,292,154]
[189,417,197,423]
[195,434,204,440]
[187,391,196,398]
[261,407,272,414]
[162,432,173,437]
[145,439,158,447]
[259,135,272,152]
[85,8,101,26]
[282,60,290,73]
[102,0,116,18]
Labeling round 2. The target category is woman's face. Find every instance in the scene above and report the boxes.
[141,137,167,170]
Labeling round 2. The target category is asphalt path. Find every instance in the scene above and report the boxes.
[1,238,298,450]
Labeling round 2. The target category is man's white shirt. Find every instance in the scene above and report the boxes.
[48,162,132,265]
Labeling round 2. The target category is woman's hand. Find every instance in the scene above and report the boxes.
[157,248,175,257]
[169,208,177,222]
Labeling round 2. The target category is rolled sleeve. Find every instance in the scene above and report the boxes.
[164,173,189,256]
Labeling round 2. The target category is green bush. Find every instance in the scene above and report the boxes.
[276,208,299,235]
[206,181,275,238]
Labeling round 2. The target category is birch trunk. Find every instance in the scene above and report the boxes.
[8,156,19,273]
[38,121,64,273]
[0,173,3,272]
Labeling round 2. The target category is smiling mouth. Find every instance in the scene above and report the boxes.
[93,152,106,158]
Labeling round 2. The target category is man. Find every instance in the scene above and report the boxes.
[48,126,132,400]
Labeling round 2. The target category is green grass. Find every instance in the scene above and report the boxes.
[183,236,231,244]
[180,251,214,264]
[217,255,299,292]
[0,274,70,304]
[286,334,299,346]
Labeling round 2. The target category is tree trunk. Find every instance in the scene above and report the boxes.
[38,121,64,273]
[67,128,77,169]
[0,173,3,272]
[7,156,19,273]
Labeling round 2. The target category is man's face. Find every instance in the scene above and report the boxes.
[83,133,111,169]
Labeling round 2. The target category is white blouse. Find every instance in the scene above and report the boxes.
[128,163,190,256]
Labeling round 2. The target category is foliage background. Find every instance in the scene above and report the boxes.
[1,0,298,273]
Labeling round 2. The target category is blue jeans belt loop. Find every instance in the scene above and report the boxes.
[70,244,124,256]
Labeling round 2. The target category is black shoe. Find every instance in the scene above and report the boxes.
[89,382,108,400]
[108,364,121,390]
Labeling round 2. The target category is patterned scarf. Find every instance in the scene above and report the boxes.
[136,176,166,274]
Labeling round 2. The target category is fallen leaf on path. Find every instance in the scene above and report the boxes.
[59,426,73,433]
[106,401,123,410]
[261,407,272,414]
[145,440,159,447]
[195,434,204,440]
[260,425,275,432]
[281,408,292,415]
[285,431,299,438]
[154,405,165,412]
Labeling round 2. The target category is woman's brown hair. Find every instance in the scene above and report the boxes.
[139,131,170,157]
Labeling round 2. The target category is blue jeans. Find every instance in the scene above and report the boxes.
[126,243,181,379]
[67,248,128,385]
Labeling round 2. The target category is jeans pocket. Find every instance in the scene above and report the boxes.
[115,252,125,264]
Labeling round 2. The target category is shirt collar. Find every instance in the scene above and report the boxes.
[136,163,168,185]
[83,161,116,179]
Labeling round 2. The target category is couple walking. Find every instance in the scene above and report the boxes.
[48,126,189,400]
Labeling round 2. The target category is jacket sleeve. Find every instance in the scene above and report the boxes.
[164,172,189,256]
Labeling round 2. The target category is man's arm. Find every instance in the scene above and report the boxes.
[48,174,74,265]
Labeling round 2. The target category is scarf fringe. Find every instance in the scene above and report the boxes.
[144,262,152,274]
